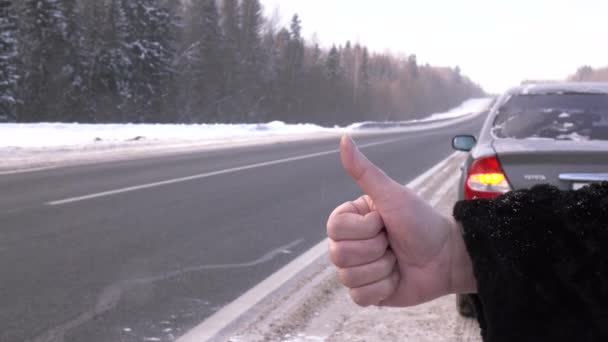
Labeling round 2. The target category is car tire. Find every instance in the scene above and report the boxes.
[456,294,476,318]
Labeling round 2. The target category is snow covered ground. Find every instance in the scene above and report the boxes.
[0,98,493,172]
[423,97,495,122]
[0,98,493,148]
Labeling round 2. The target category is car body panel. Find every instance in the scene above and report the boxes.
[493,139,608,190]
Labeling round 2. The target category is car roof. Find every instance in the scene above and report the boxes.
[507,82,608,95]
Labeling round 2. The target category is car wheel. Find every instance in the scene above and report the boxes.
[456,294,476,318]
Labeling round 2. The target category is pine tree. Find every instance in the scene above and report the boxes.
[177,0,223,123]
[81,0,109,120]
[0,0,18,121]
[357,47,371,117]
[16,0,88,122]
[20,0,76,121]
[287,14,304,117]
[58,0,89,121]
[574,65,593,81]
[221,0,241,118]
[326,45,342,122]
[340,41,356,116]
[94,0,133,122]
[197,0,224,121]
[301,41,325,123]
[326,46,342,82]
[454,65,462,83]
[121,0,174,122]
[159,0,183,123]
[408,54,419,79]
[271,27,291,118]
[239,0,265,120]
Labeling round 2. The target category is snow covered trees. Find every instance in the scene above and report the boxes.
[92,0,133,122]
[7,0,484,125]
[220,0,241,119]
[568,65,608,82]
[184,0,224,122]
[121,0,173,122]
[19,0,81,121]
[84,0,174,122]
[0,0,18,121]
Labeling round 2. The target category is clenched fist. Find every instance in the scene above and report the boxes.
[327,136,476,307]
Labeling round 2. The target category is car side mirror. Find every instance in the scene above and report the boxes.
[452,135,477,152]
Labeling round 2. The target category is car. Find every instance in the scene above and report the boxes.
[451,82,608,317]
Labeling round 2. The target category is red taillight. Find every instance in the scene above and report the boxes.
[464,155,512,200]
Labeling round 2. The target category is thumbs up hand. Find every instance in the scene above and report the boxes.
[327,136,476,307]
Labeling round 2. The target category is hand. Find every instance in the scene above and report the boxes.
[327,136,476,307]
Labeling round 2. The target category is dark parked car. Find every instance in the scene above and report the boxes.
[452,82,608,317]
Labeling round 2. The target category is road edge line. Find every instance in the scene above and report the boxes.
[175,151,462,342]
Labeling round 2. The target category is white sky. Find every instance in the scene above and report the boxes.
[260,0,608,93]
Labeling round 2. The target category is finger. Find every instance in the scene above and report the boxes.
[349,270,400,307]
[328,196,373,218]
[349,196,375,215]
[340,135,399,202]
[329,232,388,268]
[327,209,383,241]
[338,250,397,288]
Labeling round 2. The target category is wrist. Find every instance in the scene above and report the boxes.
[447,216,477,294]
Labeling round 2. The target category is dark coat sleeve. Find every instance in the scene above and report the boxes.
[453,182,608,342]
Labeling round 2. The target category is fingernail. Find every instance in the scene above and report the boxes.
[341,135,354,149]
[347,136,361,158]
[349,136,358,149]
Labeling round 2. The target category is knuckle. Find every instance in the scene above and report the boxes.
[382,251,397,268]
[328,242,348,268]
[370,233,389,257]
[326,218,338,238]
[338,269,356,288]
[349,288,372,307]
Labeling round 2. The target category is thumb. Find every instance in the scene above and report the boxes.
[340,135,399,201]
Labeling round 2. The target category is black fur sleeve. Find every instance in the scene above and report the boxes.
[453,182,608,342]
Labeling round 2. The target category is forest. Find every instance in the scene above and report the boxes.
[0,0,485,125]
[570,65,608,83]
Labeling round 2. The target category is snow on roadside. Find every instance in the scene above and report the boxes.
[0,98,493,148]
[0,121,335,148]
[422,98,495,122]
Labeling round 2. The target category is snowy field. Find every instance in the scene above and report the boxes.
[0,98,492,148]
[0,98,493,172]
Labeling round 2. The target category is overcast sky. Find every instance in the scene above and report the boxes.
[260,0,608,93]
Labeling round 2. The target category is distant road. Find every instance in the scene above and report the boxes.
[0,114,486,342]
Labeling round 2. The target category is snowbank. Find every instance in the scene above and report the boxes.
[0,121,336,148]
[0,98,493,148]
[423,98,495,122]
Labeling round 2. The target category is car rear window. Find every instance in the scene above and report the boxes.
[492,93,608,141]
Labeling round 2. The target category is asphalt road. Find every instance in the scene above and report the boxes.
[0,115,485,342]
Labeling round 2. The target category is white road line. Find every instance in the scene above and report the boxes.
[177,238,330,342]
[46,136,413,206]
[405,151,461,189]
[429,172,462,207]
[175,152,463,342]
[0,166,59,176]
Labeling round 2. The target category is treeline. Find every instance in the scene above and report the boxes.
[569,65,608,82]
[0,0,484,125]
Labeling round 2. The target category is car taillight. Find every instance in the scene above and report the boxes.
[464,155,512,200]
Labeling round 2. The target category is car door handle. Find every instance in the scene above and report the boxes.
[559,173,608,182]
